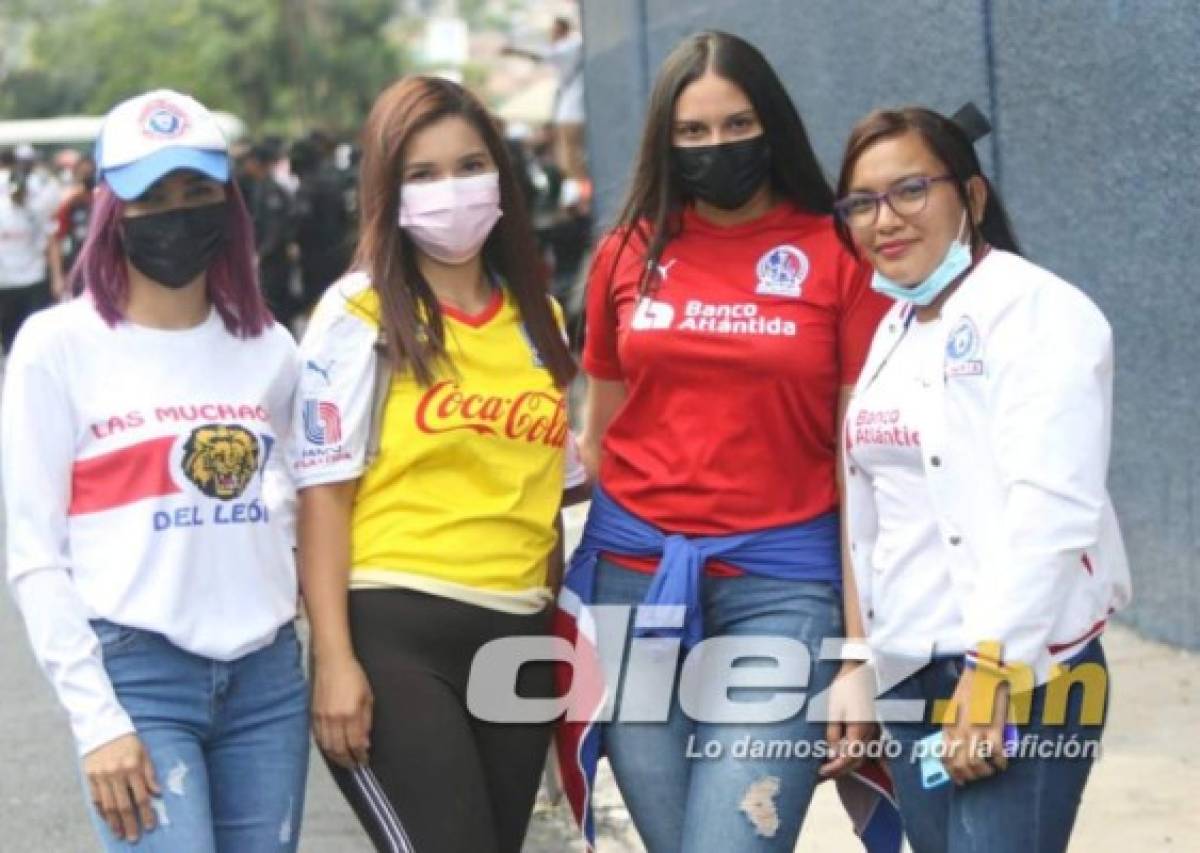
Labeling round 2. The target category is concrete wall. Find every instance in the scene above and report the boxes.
[580,0,1200,649]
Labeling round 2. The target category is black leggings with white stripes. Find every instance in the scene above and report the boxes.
[325,588,556,853]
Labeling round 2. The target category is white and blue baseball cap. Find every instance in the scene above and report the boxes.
[96,89,230,200]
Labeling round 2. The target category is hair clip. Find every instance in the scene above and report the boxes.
[950,102,992,144]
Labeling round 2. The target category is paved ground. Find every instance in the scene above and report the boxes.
[2,511,1197,851]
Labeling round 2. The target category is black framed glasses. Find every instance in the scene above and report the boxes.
[834,175,956,227]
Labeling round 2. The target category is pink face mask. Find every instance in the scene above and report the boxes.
[398,172,503,265]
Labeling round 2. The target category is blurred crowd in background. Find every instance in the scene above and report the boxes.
[0,2,593,349]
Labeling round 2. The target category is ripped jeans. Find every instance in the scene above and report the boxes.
[593,557,843,853]
[84,620,310,852]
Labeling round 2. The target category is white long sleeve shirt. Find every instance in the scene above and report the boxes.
[3,299,300,755]
[844,250,1131,683]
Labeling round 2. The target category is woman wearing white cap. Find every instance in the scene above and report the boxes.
[3,90,308,851]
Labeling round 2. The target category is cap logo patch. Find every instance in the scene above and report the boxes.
[139,100,190,140]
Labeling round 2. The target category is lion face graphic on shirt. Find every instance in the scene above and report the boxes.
[181,424,260,500]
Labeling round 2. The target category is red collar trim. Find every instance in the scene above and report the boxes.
[441,287,503,328]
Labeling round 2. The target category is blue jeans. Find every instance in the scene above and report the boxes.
[592,557,843,853]
[880,639,1107,853]
[85,620,311,852]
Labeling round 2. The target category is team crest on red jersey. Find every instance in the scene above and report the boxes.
[755,245,808,298]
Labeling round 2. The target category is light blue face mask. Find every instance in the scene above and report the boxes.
[871,212,972,306]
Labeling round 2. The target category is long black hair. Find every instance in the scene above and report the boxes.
[834,107,1020,256]
[608,31,834,294]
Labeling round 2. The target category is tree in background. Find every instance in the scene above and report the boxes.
[0,0,408,138]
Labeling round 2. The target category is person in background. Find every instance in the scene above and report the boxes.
[4,89,308,852]
[309,130,360,234]
[520,125,591,336]
[51,154,98,298]
[334,141,362,235]
[15,143,63,208]
[0,147,56,350]
[290,137,352,316]
[505,16,587,178]
[544,16,586,179]
[264,135,299,195]
[835,105,1130,852]
[54,148,83,184]
[501,121,538,212]
[238,144,296,329]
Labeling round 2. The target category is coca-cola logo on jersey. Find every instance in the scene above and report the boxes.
[415,380,567,447]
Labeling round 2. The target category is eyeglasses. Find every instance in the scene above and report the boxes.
[834,175,955,227]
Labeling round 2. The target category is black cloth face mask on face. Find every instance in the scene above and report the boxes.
[120,201,227,289]
[672,134,771,211]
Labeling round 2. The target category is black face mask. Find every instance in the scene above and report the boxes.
[672,135,771,211]
[121,202,227,289]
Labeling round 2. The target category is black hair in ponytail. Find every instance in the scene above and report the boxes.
[834,106,1020,257]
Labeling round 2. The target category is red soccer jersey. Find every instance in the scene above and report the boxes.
[583,202,889,574]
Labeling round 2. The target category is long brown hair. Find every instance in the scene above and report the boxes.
[834,107,1020,257]
[354,75,575,388]
[609,31,834,295]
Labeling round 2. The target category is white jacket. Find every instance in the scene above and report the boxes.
[844,250,1131,683]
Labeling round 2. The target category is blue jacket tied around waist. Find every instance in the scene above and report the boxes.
[565,485,842,649]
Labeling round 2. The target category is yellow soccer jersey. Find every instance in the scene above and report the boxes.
[292,272,583,612]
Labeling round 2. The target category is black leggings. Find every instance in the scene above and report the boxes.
[326,588,555,853]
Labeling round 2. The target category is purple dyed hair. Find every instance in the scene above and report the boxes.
[70,179,273,337]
